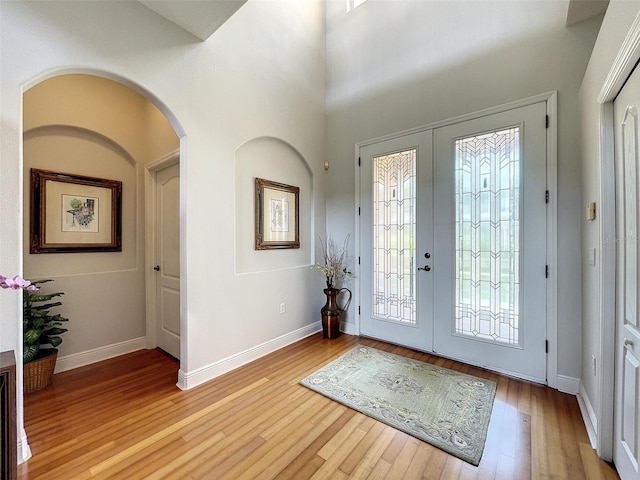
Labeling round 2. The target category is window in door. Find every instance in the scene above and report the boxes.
[454,127,521,346]
[372,149,417,324]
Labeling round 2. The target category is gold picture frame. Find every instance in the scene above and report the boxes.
[30,169,122,253]
[255,178,300,250]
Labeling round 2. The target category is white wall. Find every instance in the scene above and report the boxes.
[325,0,601,381]
[0,0,326,462]
[23,74,178,360]
[579,0,640,456]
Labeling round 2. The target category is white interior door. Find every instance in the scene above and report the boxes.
[155,162,180,359]
[359,132,433,351]
[358,102,548,382]
[432,102,548,383]
[614,64,640,480]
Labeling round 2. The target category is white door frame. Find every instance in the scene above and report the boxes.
[354,91,558,386]
[594,12,640,462]
[145,149,180,354]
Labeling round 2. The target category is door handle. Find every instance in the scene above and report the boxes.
[154,265,161,272]
[624,338,634,348]
[418,265,431,272]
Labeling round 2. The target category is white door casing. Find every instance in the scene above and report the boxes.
[613,63,640,480]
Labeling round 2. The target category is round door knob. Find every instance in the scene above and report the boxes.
[624,338,634,348]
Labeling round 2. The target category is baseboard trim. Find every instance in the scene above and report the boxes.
[17,427,31,464]
[55,337,147,373]
[341,322,358,336]
[556,374,580,395]
[578,382,598,449]
[176,323,322,390]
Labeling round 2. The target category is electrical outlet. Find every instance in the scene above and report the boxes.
[280,302,286,314]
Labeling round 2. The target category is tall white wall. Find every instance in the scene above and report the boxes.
[325,0,601,381]
[579,0,640,455]
[0,0,326,462]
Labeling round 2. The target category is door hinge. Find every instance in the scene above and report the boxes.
[358,207,361,215]
[545,115,549,128]
[358,157,361,167]
[545,190,549,204]
[358,306,361,315]
[358,256,361,265]
[545,265,549,278]
[545,340,549,353]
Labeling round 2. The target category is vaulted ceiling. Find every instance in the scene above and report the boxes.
[137,0,607,42]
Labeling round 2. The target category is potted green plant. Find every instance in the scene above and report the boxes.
[0,275,66,392]
[21,279,68,393]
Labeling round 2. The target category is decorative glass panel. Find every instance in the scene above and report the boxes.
[454,127,521,345]
[372,149,416,324]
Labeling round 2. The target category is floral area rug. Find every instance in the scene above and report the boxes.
[300,346,496,466]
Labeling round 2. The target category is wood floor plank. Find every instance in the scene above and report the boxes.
[338,421,387,476]
[348,426,396,479]
[240,403,348,480]
[89,377,271,475]
[385,437,420,479]
[317,413,367,461]
[274,409,356,480]
[16,334,618,480]
[311,417,370,479]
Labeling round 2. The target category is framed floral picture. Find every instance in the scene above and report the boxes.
[255,178,300,250]
[30,169,122,253]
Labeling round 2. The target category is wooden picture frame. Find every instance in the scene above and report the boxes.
[30,169,122,253]
[255,178,300,250]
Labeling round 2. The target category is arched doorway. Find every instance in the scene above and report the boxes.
[22,71,185,377]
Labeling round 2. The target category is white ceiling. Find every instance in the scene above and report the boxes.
[138,0,247,41]
[138,1,607,42]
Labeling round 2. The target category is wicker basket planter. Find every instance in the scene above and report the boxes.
[24,349,57,394]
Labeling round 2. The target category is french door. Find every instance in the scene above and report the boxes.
[359,132,433,351]
[359,102,548,382]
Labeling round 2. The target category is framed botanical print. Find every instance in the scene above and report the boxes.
[255,178,300,250]
[30,169,122,253]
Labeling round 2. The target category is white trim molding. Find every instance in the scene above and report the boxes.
[597,12,640,104]
[176,323,322,390]
[578,382,599,449]
[341,321,359,336]
[17,428,31,464]
[596,102,616,461]
[545,91,559,390]
[54,337,147,373]
[556,374,580,395]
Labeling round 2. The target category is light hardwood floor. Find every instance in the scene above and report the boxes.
[18,333,619,479]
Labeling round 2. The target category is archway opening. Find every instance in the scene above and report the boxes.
[22,73,184,380]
